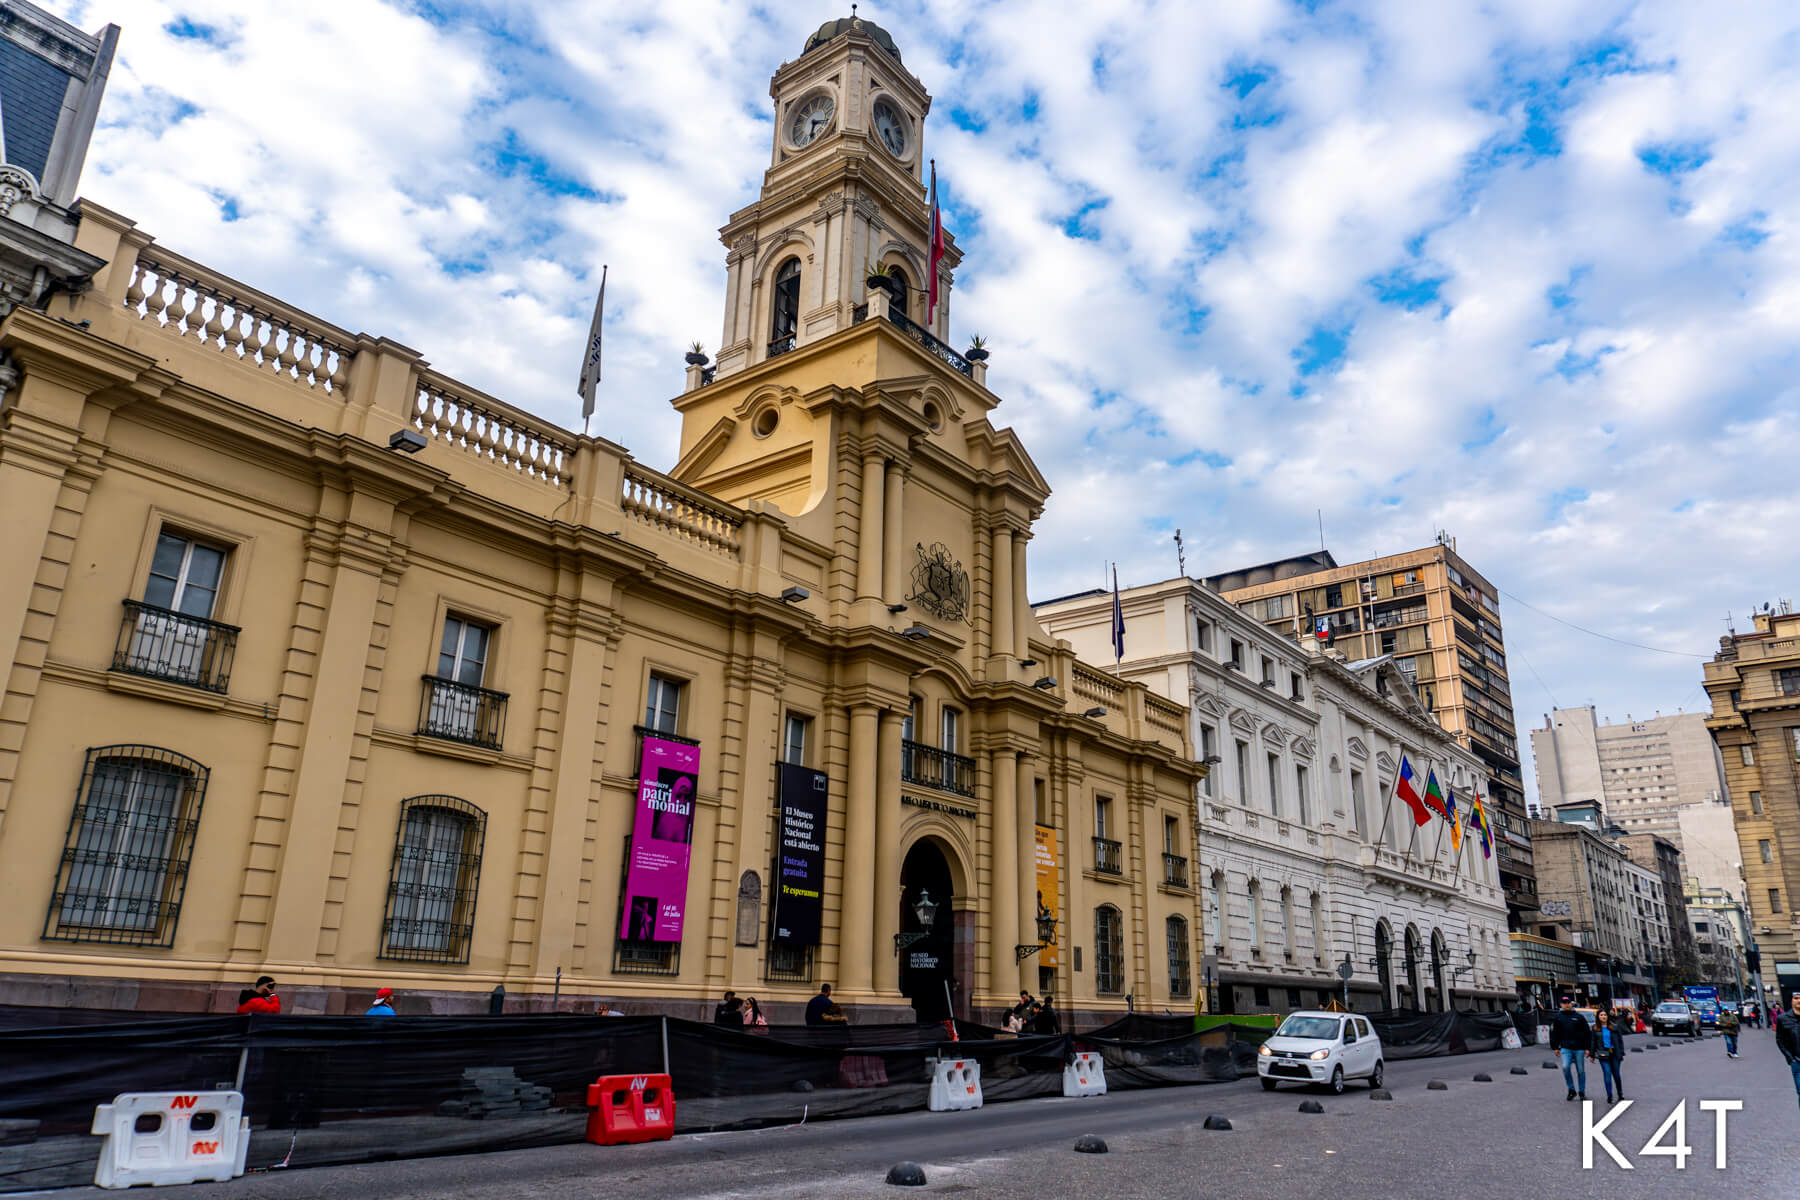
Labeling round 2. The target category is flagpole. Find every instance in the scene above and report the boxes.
[1376,764,1400,853]
[577,264,607,434]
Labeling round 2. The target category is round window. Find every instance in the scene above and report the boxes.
[922,402,942,431]
[753,407,780,438]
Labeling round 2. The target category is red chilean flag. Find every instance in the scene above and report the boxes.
[927,161,944,324]
[1395,755,1430,826]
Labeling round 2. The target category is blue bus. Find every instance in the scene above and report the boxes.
[1684,985,1721,1026]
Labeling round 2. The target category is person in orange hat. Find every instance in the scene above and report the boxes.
[365,986,397,1017]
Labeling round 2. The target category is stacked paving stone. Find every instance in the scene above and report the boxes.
[436,1067,554,1119]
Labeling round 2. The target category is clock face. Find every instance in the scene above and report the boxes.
[789,94,835,148]
[872,99,908,157]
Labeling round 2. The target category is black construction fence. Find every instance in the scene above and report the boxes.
[0,1006,1545,1192]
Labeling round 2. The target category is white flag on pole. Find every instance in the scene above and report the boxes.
[577,265,607,423]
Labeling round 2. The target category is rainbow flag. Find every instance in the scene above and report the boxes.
[1471,791,1492,859]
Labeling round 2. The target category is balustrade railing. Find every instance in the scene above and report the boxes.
[123,252,353,395]
[1163,853,1189,888]
[888,309,972,376]
[112,600,239,694]
[1094,836,1123,875]
[418,675,508,750]
[1146,694,1186,738]
[900,739,977,797]
[414,372,575,487]
[1071,663,1124,707]
[620,466,744,557]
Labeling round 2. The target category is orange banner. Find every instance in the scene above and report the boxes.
[1034,825,1060,968]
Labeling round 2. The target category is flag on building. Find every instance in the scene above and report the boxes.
[1314,616,1330,641]
[1422,768,1449,820]
[577,265,607,423]
[1395,755,1429,826]
[1110,565,1125,665]
[927,161,945,324]
[1445,781,1462,851]
[1470,791,1492,859]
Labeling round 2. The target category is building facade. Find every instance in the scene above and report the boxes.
[1036,578,1514,1012]
[1527,820,1663,1005]
[1530,705,1730,854]
[1703,604,1800,975]
[1686,885,1753,1000]
[0,17,1206,1021]
[1616,832,1696,983]
[1202,541,1536,932]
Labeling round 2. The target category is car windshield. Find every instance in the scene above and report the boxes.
[1275,1015,1341,1040]
[1656,1003,1688,1013]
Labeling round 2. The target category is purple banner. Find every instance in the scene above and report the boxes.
[620,734,700,942]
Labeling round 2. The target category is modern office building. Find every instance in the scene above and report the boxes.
[1204,540,1536,930]
[1530,705,1731,852]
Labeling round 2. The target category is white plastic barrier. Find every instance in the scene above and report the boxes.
[91,1091,250,1189]
[1500,1027,1522,1050]
[927,1057,983,1111]
[1535,1026,1549,1045]
[1062,1051,1107,1098]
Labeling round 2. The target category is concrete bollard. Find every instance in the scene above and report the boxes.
[885,1163,927,1187]
[1073,1134,1109,1154]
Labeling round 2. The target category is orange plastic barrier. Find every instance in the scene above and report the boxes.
[584,1073,675,1145]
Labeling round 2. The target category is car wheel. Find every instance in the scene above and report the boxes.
[1261,1077,1277,1092]
[1369,1060,1384,1089]
[1329,1066,1345,1095]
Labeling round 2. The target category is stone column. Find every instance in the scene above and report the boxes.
[840,703,880,992]
[989,747,1019,1004]
[856,454,885,600]
[1017,754,1038,995]
[1012,535,1032,659]
[873,710,904,994]
[883,463,905,606]
[991,525,1014,663]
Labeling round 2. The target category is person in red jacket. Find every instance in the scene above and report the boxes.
[237,975,281,1015]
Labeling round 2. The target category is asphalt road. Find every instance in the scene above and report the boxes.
[41,1030,1800,1200]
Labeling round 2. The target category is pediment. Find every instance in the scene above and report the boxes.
[1191,690,1229,718]
[1260,724,1289,748]
[1375,751,1396,775]
[1291,736,1316,760]
[1228,709,1260,736]
[1347,736,1370,761]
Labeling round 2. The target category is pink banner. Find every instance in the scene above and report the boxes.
[620,733,700,942]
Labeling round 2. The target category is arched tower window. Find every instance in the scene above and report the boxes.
[769,258,801,356]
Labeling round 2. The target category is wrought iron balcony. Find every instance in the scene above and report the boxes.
[418,675,508,750]
[888,310,973,376]
[767,334,795,358]
[900,739,977,797]
[112,600,239,694]
[1163,853,1189,888]
[1094,836,1123,875]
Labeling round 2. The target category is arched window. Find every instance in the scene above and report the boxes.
[45,745,209,947]
[1166,915,1191,998]
[884,265,910,318]
[381,795,487,963]
[1094,905,1124,993]
[769,258,801,356]
[1247,881,1262,949]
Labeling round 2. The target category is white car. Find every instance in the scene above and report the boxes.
[1257,1010,1385,1095]
[1650,1001,1699,1037]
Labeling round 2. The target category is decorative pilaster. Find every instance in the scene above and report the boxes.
[840,702,880,992]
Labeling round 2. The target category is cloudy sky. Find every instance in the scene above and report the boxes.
[57,0,1800,802]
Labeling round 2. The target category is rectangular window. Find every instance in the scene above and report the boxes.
[1290,672,1303,700]
[1778,668,1800,696]
[1381,631,1397,654]
[1095,795,1112,840]
[421,616,505,748]
[1095,907,1124,993]
[644,674,683,734]
[1761,839,1774,864]
[1195,620,1212,654]
[1200,724,1219,795]
[1325,584,1343,608]
[783,714,810,765]
[1350,769,1367,835]
[1792,728,1800,759]
[145,531,226,619]
[1163,814,1179,854]
[941,707,960,753]
[1751,791,1764,814]
[44,747,208,947]
[1295,764,1310,825]
[1230,639,1245,668]
[119,532,239,693]
[438,616,491,686]
[901,696,917,742]
[1235,741,1252,806]
[1266,594,1287,619]
[1267,753,1282,817]
[1770,889,1784,914]
[1261,656,1275,685]
[1741,744,1755,766]
[381,798,485,962]
[1167,915,1191,997]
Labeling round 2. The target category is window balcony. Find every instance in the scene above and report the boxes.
[888,309,973,376]
[1094,836,1123,875]
[112,600,240,694]
[418,675,508,750]
[900,739,977,797]
[1163,853,1189,888]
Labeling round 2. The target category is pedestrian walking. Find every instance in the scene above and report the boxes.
[365,986,397,1016]
[742,996,768,1028]
[714,990,739,1026]
[1032,994,1061,1034]
[1718,1003,1740,1057]
[1548,995,1589,1101]
[236,975,281,1015]
[1588,1009,1625,1103]
[805,983,834,1026]
[1776,992,1800,1113]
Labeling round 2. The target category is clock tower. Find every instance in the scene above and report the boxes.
[711,15,960,381]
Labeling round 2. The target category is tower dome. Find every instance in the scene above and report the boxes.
[803,15,901,63]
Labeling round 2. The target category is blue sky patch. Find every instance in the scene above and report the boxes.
[1718,215,1770,249]
[1547,486,1590,521]
[1460,407,1504,452]
[1637,141,1711,176]
[490,132,601,199]
[1292,321,1352,377]
[1061,197,1109,241]
[1171,447,1234,470]
[163,17,232,46]
[1369,268,1445,311]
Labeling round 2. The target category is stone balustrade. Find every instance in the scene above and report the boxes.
[621,465,744,558]
[414,370,574,487]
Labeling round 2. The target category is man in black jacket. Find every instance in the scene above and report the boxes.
[1777,991,1800,1112]
[1548,996,1590,1101]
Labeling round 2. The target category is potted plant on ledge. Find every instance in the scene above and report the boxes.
[685,341,709,366]
[965,335,989,362]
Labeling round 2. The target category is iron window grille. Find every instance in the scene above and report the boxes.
[900,740,977,797]
[612,835,681,976]
[1095,905,1125,993]
[112,600,239,694]
[765,941,814,983]
[44,745,208,947]
[1093,836,1123,875]
[1163,853,1189,888]
[417,675,508,750]
[1167,915,1192,998]
[379,795,485,963]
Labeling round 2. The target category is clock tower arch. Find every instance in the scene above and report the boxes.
[712,14,960,381]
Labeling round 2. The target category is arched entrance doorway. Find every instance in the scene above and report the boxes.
[1374,922,1393,1009]
[899,840,955,1021]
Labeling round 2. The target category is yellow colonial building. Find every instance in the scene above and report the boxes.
[0,16,1204,1022]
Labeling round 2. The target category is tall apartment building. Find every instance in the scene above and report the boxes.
[1205,539,1535,929]
[1529,820,1663,1006]
[1530,706,1730,851]
[1702,603,1800,975]
[1616,832,1696,981]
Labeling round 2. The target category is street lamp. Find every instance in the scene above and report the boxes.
[1017,911,1058,964]
[1452,948,1478,1008]
[893,890,940,954]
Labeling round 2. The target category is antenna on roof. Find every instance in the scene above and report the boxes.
[1174,529,1187,577]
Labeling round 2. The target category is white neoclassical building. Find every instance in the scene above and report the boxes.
[1037,576,1515,1012]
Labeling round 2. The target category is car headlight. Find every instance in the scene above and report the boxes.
[1309,1048,1331,1061]
[1259,1044,1273,1056]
